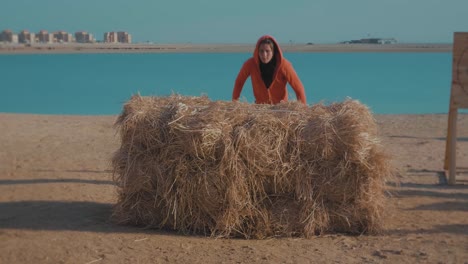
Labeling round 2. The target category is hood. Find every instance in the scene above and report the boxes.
[253,35,283,65]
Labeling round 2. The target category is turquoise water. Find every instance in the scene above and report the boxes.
[0,52,453,115]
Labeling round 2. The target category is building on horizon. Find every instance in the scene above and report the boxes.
[376,38,397,44]
[53,31,73,43]
[1,29,132,44]
[36,30,53,43]
[18,30,35,44]
[0,29,19,43]
[341,37,397,44]
[103,31,132,43]
[103,32,117,43]
[75,31,95,43]
[359,38,397,44]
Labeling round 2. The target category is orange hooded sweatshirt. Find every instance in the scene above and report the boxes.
[232,35,306,104]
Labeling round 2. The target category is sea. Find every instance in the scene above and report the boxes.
[0,52,457,115]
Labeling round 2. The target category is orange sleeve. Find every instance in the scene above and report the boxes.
[284,61,307,104]
[232,59,252,101]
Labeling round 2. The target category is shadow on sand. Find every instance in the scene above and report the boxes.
[0,200,182,236]
[407,201,468,211]
[386,224,468,236]
[388,135,468,142]
[0,178,115,185]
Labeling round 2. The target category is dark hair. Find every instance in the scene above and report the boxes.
[259,38,276,54]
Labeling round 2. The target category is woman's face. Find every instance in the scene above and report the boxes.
[259,43,274,64]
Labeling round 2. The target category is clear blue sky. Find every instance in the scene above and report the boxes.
[1,0,467,44]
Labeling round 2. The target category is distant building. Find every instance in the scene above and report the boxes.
[117,31,131,43]
[360,38,380,44]
[75,31,95,43]
[103,32,118,43]
[1,29,133,44]
[341,38,397,44]
[104,31,132,43]
[0,29,18,43]
[53,31,73,43]
[18,30,35,44]
[377,38,397,44]
[360,38,397,44]
[36,30,53,43]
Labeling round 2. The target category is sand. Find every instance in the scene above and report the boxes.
[0,111,467,264]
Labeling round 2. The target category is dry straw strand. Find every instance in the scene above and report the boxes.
[112,94,393,238]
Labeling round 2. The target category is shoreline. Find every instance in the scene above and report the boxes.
[0,43,452,54]
[1,111,464,117]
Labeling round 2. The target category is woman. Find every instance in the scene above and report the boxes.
[232,35,307,104]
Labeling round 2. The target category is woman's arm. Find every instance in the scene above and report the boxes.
[232,59,252,101]
[284,61,307,104]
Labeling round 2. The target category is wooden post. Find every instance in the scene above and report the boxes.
[444,97,453,171]
[444,107,457,185]
[444,32,468,185]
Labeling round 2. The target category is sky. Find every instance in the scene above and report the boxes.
[1,0,467,44]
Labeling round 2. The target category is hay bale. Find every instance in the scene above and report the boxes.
[112,94,392,238]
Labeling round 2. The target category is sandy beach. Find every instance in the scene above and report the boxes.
[0,111,467,263]
[0,43,453,54]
